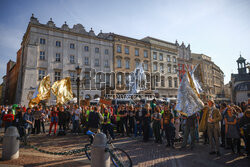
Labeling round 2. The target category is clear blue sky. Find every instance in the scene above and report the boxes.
[0,0,249,84]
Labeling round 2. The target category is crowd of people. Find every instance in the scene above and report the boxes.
[0,99,249,158]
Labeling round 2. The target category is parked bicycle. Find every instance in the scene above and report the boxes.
[85,130,132,167]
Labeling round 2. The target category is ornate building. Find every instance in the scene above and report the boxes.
[107,34,152,96]
[191,53,225,101]
[212,63,224,99]
[231,55,250,104]
[142,37,179,98]
[191,53,214,100]
[15,14,113,105]
[176,41,192,82]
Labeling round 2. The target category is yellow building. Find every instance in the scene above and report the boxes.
[111,34,151,96]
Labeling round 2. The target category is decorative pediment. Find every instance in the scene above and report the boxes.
[72,24,87,34]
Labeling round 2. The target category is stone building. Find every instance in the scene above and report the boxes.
[191,53,214,100]
[1,76,6,105]
[16,14,113,105]
[142,37,179,98]
[212,63,224,99]
[176,41,192,82]
[231,55,250,104]
[191,53,224,100]
[3,48,22,105]
[109,34,152,96]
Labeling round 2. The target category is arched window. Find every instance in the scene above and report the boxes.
[161,76,165,87]
[168,77,172,88]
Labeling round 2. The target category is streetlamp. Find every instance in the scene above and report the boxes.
[76,65,82,106]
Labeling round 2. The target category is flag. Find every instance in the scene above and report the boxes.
[29,75,51,108]
[175,65,204,116]
[51,77,73,105]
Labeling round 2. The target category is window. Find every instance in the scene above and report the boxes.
[174,78,178,88]
[159,53,163,61]
[40,51,45,60]
[96,74,101,83]
[117,59,122,68]
[144,63,148,71]
[70,43,75,49]
[84,57,89,65]
[168,77,172,88]
[153,52,157,60]
[161,77,165,87]
[167,55,171,62]
[136,61,140,68]
[69,71,76,82]
[160,64,164,72]
[105,49,109,55]
[117,45,121,53]
[117,74,122,84]
[104,60,109,67]
[70,55,75,64]
[125,46,129,54]
[38,70,45,80]
[56,41,61,47]
[155,76,159,87]
[168,65,171,73]
[84,46,89,52]
[173,66,177,73]
[95,47,99,53]
[106,74,110,85]
[125,74,130,87]
[135,48,139,56]
[125,59,130,69]
[95,59,100,66]
[144,50,148,58]
[40,38,45,44]
[173,57,176,63]
[85,73,90,84]
[153,63,157,71]
[56,53,60,62]
[55,71,61,81]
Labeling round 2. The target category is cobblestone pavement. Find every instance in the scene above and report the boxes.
[0,129,249,167]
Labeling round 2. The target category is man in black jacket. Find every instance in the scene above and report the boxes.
[88,106,103,133]
[239,108,250,158]
[58,106,67,135]
[14,107,25,137]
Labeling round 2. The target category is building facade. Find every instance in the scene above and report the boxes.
[1,76,6,105]
[212,63,224,99]
[142,37,179,98]
[176,41,192,82]
[191,53,214,100]
[110,34,152,96]
[231,55,250,104]
[16,15,113,105]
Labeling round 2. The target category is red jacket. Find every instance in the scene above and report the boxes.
[3,114,14,122]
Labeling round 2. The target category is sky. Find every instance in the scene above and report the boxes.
[0,0,249,84]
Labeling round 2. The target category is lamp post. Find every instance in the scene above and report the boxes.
[76,65,82,106]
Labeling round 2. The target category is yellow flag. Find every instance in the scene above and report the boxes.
[29,75,51,108]
[51,77,73,105]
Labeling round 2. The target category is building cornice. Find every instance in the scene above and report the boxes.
[22,22,113,46]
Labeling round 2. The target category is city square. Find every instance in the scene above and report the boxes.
[0,0,250,167]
